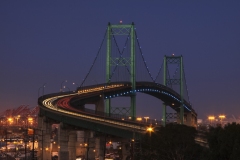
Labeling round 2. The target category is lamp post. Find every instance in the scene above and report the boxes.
[72,82,80,88]
[38,83,47,97]
[16,115,20,126]
[219,115,226,126]
[63,86,70,92]
[143,117,149,123]
[146,126,153,150]
[208,116,215,126]
[60,80,67,92]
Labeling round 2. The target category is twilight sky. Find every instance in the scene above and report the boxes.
[0,1,240,120]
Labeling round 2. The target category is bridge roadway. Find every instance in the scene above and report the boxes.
[38,81,197,139]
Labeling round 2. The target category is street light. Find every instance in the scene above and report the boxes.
[143,117,149,123]
[28,117,33,127]
[42,83,46,95]
[60,80,67,92]
[208,116,215,125]
[146,126,153,133]
[146,126,154,150]
[16,115,20,126]
[136,117,142,121]
[72,82,80,87]
[63,86,70,92]
[38,83,47,97]
[219,115,226,126]
[8,117,13,125]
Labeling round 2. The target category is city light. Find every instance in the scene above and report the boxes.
[208,116,215,120]
[219,115,226,119]
[208,116,215,125]
[144,117,150,122]
[219,115,226,126]
[136,117,142,121]
[8,117,13,125]
[147,126,153,132]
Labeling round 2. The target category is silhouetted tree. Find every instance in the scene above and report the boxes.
[207,122,240,160]
[136,124,206,160]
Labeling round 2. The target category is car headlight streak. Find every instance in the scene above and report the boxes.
[41,83,192,132]
[42,84,146,131]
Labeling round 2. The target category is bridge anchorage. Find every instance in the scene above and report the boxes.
[38,22,197,160]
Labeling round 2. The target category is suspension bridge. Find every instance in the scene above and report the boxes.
[38,22,197,160]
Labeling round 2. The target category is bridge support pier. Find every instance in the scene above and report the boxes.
[37,116,52,160]
[58,122,69,160]
[86,131,96,160]
[68,131,77,160]
[95,95,105,113]
[95,136,105,160]
[76,131,85,158]
[122,140,130,160]
[186,112,197,127]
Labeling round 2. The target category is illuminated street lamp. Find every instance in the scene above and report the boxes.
[63,86,70,92]
[147,126,154,149]
[143,117,149,123]
[60,80,67,92]
[208,116,215,125]
[42,83,47,95]
[136,117,142,121]
[219,115,226,126]
[8,117,13,125]
[147,126,153,133]
[72,82,80,88]
[28,117,33,127]
[38,83,47,97]
[16,115,20,125]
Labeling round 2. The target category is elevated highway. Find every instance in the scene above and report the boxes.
[38,81,197,139]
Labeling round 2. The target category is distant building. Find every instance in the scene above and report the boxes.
[197,119,203,124]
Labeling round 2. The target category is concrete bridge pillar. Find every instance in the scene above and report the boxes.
[122,140,130,160]
[76,130,96,159]
[185,112,197,127]
[68,130,77,160]
[37,116,52,160]
[95,95,105,113]
[76,131,85,157]
[95,136,105,160]
[86,131,96,160]
[58,122,69,160]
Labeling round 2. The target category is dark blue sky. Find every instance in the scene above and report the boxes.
[0,1,240,120]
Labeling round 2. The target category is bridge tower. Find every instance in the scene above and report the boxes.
[162,55,184,126]
[105,22,136,119]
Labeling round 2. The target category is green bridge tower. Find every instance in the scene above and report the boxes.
[162,55,184,126]
[105,22,136,119]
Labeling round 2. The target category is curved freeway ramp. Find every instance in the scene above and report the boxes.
[38,81,196,138]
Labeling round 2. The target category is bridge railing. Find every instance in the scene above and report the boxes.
[137,81,195,114]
